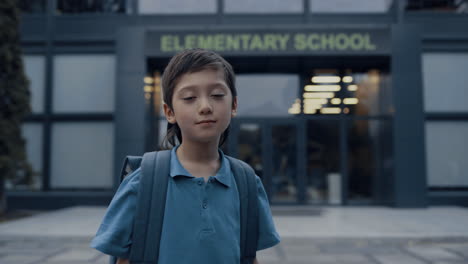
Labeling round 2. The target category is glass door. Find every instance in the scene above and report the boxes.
[229,118,306,204]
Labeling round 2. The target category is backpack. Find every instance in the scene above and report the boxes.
[110,150,259,264]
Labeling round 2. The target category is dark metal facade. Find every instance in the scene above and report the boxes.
[10,0,468,209]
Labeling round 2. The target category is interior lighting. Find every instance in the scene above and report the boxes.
[144,85,153,93]
[144,77,154,84]
[330,98,341,105]
[311,76,341,83]
[303,92,334,99]
[321,107,341,114]
[304,108,317,114]
[303,98,328,104]
[343,108,350,114]
[347,85,358,91]
[288,98,301,115]
[343,98,359,104]
[342,76,353,83]
[288,107,300,114]
[305,85,341,92]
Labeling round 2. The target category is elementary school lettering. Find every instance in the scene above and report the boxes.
[160,33,377,53]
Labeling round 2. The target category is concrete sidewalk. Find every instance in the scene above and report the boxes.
[1,206,468,264]
[1,206,468,238]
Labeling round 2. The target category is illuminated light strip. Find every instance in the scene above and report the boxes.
[144,86,153,93]
[144,77,154,84]
[311,76,341,83]
[321,107,341,114]
[303,98,328,104]
[304,85,341,92]
[304,108,317,114]
[342,76,353,83]
[330,98,341,104]
[288,108,301,114]
[304,106,322,112]
[348,85,358,91]
[343,98,359,104]
[303,92,334,99]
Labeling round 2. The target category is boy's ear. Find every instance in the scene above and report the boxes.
[231,96,238,117]
[163,103,177,124]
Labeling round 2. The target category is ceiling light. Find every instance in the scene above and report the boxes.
[305,85,341,92]
[347,85,358,91]
[342,76,353,83]
[303,92,335,99]
[311,76,341,83]
[321,108,341,114]
[343,98,359,104]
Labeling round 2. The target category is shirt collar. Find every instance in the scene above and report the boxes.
[169,145,232,188]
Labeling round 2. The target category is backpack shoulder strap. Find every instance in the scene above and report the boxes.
[119,156,143,182]
[226,156,259,264]
[129,150,171,264]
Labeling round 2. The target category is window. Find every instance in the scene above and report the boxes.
[23,56,45,114]
[51,123,114,188]
[6,123,44,190]
[236,74,299,117]
[53,55,115,113]
[310,0,393,13]
[426,122,468,187]
[138,0,217,14]
[224,0,302,14]
[422,53,468,112]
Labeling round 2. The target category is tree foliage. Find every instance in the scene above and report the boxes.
[0,0,34,213]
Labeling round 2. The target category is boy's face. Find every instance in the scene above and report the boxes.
[163,68,237,145]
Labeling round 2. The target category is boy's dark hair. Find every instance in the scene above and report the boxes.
[160,48,237,149]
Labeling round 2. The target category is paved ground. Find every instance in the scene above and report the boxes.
[0,206,467,264]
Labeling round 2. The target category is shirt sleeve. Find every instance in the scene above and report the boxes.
[255,175,281,251]
[89,168,141,258]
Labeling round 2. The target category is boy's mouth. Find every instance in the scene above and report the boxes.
[196,120,216,124]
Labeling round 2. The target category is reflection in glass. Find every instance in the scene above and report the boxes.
[224,0,302,13]
[306,120,340,204]
[23,56,45,113]
[238,124,263,177]
[51,122,114,189]
[310,0,394,13]
[344,69,392,116]
[271,125,297,203]
[139,0,217,14]
[56,0,127,14]
[406,0,467,12]
[423,53,468,112]
[426,122,468,187]
[236,74,299,117]
[53,55,115,113]
[303,69,392,116]
[6,123,43,191]
[347,119,393,203]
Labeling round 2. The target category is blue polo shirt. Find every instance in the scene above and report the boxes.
[90,145,280,264]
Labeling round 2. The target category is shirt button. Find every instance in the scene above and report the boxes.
[202,202,207,209]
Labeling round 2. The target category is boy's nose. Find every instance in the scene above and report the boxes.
[198,98,213,114]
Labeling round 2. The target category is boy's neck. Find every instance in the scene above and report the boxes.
[177,141,220,164]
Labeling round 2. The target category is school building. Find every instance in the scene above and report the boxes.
[10,0,468,209]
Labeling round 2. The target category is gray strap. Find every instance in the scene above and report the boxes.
[143,150,171,262]
[129,151,158,262]
[227,156,259,264]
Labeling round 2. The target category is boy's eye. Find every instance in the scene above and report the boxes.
[212,94,225,98]
[183,96,195,101]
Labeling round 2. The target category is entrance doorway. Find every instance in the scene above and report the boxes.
[146,57,392,205]
[229,118,306,204]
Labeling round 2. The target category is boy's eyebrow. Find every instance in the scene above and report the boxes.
[176,82,228,94]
